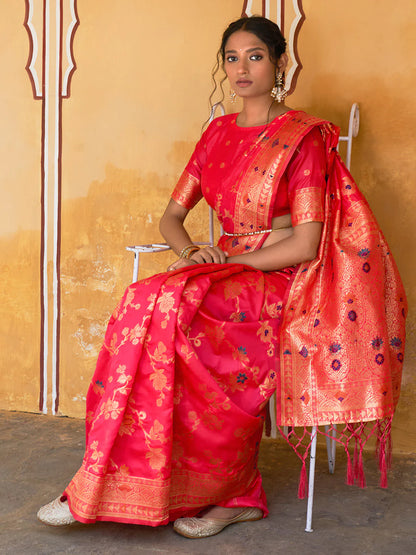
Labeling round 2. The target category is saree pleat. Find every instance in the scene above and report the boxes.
[65,264,292,524]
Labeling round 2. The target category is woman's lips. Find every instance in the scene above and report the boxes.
[236,80,252,87]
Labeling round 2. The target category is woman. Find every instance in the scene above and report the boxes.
[38,16,406,538]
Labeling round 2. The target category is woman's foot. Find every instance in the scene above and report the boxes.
[37,496,78,526]
[199,506,248,519]
[173,506,263,539]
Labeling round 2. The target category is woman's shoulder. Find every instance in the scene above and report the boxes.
[282,109,331,127]
[199,113,236,148]
[276,109,339,148]
[204,112,235,132]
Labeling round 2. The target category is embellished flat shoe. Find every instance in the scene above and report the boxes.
[173,507,263,539]
[37,496,78,526]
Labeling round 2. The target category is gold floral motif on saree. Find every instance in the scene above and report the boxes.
[279,130,407,426]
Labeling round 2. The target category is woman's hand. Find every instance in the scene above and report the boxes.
[189,246,227,264]
[167,246,227,271]
[167,258,198,272]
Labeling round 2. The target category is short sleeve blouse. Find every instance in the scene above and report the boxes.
[171,114,327,227]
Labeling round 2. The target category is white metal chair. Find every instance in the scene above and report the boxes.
[126,103,360,532]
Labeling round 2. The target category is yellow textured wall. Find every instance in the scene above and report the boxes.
[0,8,41,409]
[1,2,415,453]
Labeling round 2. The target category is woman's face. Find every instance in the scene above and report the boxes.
[223,30,279,100]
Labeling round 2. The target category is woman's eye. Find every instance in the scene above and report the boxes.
[226,55,238,63]
[250,54,263,61]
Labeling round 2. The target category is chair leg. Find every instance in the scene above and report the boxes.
[305,426,317,532]
[133,251,140,283]
[324,424,337,474]
[268,393,277,439]
[331,425,337,474]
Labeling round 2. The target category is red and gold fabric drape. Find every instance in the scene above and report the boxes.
[65,111,406,523]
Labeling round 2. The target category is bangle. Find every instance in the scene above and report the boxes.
[179,244,194,258]
[185,247,201,259]
[179,244,200,259]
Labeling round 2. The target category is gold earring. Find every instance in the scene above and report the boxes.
[271,72,288,103]
[229,89,237,103]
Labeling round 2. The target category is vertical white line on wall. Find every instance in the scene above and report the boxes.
[276,1,283,29]
[265,1,270,19]
[52,0,61,414]
[42,0,50,414]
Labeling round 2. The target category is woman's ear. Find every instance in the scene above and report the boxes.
[277,53,289,73]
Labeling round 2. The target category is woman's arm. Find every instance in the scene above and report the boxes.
[159,199,193,256]
[223,221,323,271]
[159,199,226,270]
[160,199,321,272]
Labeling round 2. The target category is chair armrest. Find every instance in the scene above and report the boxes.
[126,241,212,282]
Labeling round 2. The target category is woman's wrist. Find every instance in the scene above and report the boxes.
[179,244,201,259]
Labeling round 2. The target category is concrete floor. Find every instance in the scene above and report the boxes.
[1,411,415,555]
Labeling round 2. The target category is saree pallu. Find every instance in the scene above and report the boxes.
[278,148,407,493]
[65,263,294,524]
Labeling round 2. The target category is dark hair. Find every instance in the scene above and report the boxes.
[220,16,286,64]
[204,16,286,129]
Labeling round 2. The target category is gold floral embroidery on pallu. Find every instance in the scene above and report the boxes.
[279,140,407,427]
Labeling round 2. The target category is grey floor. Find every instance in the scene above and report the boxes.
[1,410,415,554]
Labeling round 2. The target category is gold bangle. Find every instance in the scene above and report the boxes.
[179,244,194,258]
[179,244,200,258]
[185,247,201,259]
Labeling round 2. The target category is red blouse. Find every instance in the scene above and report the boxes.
[172,111,327,227]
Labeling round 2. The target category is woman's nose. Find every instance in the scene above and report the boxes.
[237,60,248,74]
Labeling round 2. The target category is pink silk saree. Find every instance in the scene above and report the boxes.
[65,111,407,523]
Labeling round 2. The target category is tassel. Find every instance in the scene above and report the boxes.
[358,446,366,488]
[378,431,388,488]
[376,417,393,488]
[353,438,359,483]
[379,445,388,488]
[376,434,381,465]
[386,430,393,470]
[345,436,354,485]
[345,424,355,485]
[298,461,307,499]
[346,450,354,485]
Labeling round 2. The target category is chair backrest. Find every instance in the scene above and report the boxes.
[337,103,360,171]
